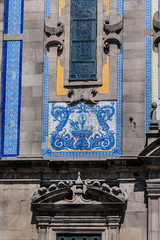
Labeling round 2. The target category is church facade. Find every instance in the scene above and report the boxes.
[0,0,160,239]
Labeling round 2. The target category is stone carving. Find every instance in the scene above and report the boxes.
[104,33,122,55]
[45,35,63,55]
[153,11,160,52]
[31,172,128,203]
[67,88,99,105]
[104,14,123,33]
[45,18,63,36]
[44,17,64,56]
[31,187,47,202]
[103,14,123,55]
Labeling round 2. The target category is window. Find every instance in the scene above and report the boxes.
[70,0,97,81]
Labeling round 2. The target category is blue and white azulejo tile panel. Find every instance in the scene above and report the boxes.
[1,41,23,156]
[42,0,123,157]
[4,0,24,34]
[145,0,160,132]
[49,102,116,151]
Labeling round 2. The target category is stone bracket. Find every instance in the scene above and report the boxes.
[45,17,63,36]
[104,33,122,55]
[66,88,99,105]
[104,14,123,33]
[103,14,123,55]
[45,36,63,57]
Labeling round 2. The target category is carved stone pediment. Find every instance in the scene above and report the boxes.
[31,173,128,240]
[31,173,127,212]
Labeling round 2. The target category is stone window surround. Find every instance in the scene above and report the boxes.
[31,173,127,240]
[46,0,123,103]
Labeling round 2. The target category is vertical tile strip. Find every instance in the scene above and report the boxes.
[42,0,50,155]
[145,36,152,133]
[115,0,123,155]
[1,41,23,156]
[4,0,24,34]
[145,0,152,132]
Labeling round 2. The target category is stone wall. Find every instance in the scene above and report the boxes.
[0,183,39,240]
[20,0,45,156]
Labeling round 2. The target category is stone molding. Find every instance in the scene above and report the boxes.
[31,172,128,204]
[31,173,127,240]
[146,180,160,240]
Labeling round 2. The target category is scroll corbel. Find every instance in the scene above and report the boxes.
[45,35,63,57]
[104,33,122,55]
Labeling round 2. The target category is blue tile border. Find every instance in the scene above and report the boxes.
[145,0,152,133]
[1,41,23,156]
[4,0,24,34]
[145,36,152,133]
[145,0,152,29]
[42,0,123,157]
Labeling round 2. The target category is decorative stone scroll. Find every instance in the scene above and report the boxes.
[45,17,64,57]
[45,18,63,36]
[66,89,99,105]
[103,13,123,55]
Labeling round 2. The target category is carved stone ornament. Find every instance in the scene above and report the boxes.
[153,11,160,30]
[45,35,63,56]
[45,17,63,36]
[103,14,123,55]
[153,11,160,52]
[67,89,99,105]
[44,17,64,56]
[104,14,123,33]
[31,172,128,204]
[153,32,160,53]
[31,173,128,240]
[104,33,122,55]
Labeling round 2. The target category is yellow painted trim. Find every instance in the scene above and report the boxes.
[59,0,65,17]
[57,57,68,95]
[98,56,109,94]
[103,0,109,15]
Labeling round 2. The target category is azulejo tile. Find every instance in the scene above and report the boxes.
[1,41,23,156]
[42,0,123,157]
[4,0,24,34]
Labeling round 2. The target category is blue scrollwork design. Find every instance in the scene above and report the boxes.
[50,102,115,151]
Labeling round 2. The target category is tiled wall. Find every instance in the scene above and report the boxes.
[42,0,123,157]
[1,0,24,156]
